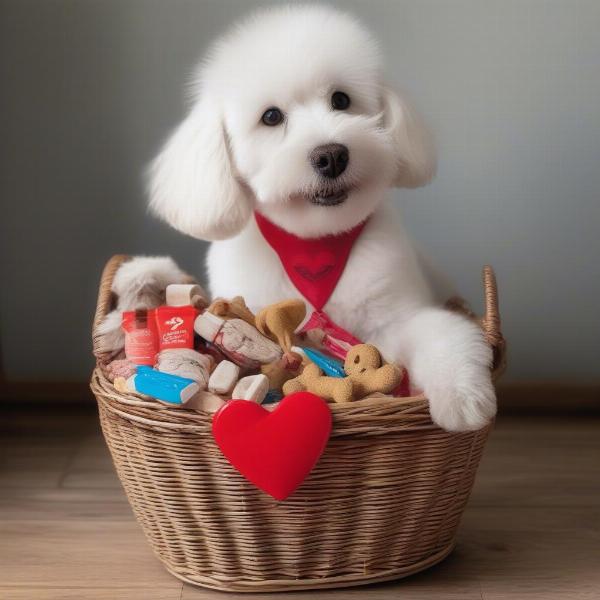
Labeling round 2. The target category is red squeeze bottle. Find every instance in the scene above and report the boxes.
[122,309,159,366]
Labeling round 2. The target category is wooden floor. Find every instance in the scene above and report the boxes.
[1,406,599,600]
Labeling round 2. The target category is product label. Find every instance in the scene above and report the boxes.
[124,329,158,365]
[155,305,197,350]
[121,309,159,366]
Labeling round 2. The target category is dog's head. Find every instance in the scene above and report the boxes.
[148,5,435,239]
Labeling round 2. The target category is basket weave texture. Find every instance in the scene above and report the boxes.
[90,255,505,592]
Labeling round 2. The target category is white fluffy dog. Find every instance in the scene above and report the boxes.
[146,5,496,431]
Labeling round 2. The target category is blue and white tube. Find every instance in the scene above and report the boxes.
[126,365,199,405]
[294,346,346,378]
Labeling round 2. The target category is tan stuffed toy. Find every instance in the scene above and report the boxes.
[343,344,402,398]
[255,299,306,353]
[208,296,256,327]
[283,363,354,403]
[283,343,402,403]
[261,351,303,391]
[254,299,307,390]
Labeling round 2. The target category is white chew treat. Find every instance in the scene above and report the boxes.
[156,349,212,389]
[185,391,226,413]
[166,283,208,307]
[195,312,282,365]
[208,360,240,395]
[180,382,200,404]
[194,311,223,340]
[231,374,269,404]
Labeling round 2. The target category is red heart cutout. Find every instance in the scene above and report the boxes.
[212,392,332,500]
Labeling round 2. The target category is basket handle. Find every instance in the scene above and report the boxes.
[480,265,506,372]
[92,254,131,360]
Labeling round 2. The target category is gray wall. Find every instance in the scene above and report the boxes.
[1,0,599,382]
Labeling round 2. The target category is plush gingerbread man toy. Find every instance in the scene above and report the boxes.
[343,344,402,398]
[283,362,354,403]
[283,344,402,403]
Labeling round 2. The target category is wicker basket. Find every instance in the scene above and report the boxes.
[90,254,505,592]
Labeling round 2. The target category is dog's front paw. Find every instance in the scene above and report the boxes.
[402,310,498,432]
[426,364,496,432]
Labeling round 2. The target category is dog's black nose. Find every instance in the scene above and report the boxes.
[310,143,349,179]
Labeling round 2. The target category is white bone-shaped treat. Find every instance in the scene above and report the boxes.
[208,360,240,395]
[231,374,269,404]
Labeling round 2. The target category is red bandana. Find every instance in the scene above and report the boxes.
[255,212,367,310]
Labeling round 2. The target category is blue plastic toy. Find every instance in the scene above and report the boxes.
[263,389,283,404]
[300,347,345,377]
[129,366,199,405]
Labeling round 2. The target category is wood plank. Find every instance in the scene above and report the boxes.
[0,436,79,489]
[180,582,484,599]
[60,432,122,490]
[0,587,183,600]
[0,487,131,520]
[0,519,178,589]
[462,506,600,599]
[484,592,598,599]
[471,416,600,507]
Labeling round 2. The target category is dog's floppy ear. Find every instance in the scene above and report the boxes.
[147,99,253,241]
[381,86,436,188]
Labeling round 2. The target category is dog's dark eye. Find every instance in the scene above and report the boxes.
[331,91,351,111]
[261,107,284,126]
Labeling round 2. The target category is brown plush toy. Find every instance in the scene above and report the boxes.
[207,296,256,327]
[261,351,303,391]
[283,343,402,403]
[255,299,306,353]
[253,299,307,390]
[343,344,402,398]
[283,363,354,403]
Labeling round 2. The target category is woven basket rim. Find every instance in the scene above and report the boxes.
[92,364,499,438]
[92,364,430,411]
[90,254,506,433]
